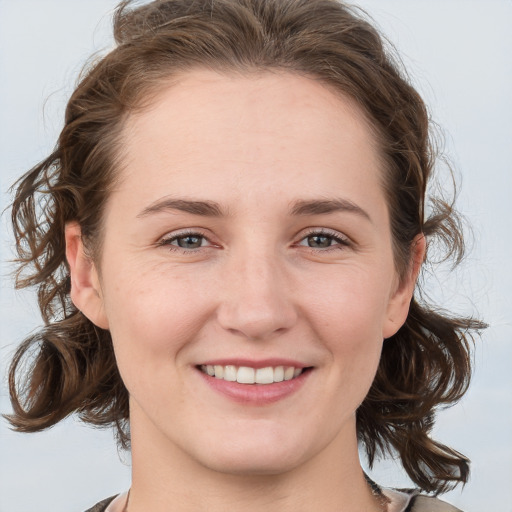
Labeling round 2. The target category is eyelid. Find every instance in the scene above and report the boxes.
[157,228,217,250]
[155,226,351,252]
[295,227,352,249]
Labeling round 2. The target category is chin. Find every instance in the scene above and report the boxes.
[199,451,304,477]
[186,428,311,476]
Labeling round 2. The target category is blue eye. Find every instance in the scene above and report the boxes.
[172,234,205,249]
[298,230,349,250]
[305,234,334,248]
[159,231,209,251]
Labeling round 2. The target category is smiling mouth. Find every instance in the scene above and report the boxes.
[198,364,307,384]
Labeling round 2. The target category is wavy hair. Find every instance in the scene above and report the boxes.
[6,0,484,494]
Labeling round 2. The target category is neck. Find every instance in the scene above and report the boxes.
[126,406,383,512]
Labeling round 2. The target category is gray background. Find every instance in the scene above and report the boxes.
[1,1,511,511]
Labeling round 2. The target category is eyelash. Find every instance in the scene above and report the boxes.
[296,228,351,252]
[157,228,351,254]
[157,229,212,254]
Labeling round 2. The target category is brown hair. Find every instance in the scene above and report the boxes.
[6,0,484,494]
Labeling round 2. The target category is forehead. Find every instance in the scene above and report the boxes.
[117,69,384,211]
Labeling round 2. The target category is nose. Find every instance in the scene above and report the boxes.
[216,250,298,340]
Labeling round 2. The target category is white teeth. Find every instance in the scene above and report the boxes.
[200,364,304,384]
[284,367,295,381]
[237,366,255,384]
[273,366,284,382]
[224,365,237,381]
[214,365,224,378]
[255,367,274,384]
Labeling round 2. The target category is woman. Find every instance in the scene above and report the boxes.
[5,0,484,511]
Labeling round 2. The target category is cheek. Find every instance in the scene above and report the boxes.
[310,262,393,336]
[308,265,391,385]
[100,261,215,374]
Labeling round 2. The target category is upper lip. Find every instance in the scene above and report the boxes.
[197,358,309,369]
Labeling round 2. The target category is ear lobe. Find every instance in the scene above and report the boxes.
[65,222,109,329]
[382,234,426,339]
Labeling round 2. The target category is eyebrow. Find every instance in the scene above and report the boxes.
[137,198,226,218]
[290,198,372,222]
[137,196,371,222]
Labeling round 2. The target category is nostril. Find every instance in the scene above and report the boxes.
[216,304,298,341]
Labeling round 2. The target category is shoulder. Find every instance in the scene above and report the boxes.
[408,494,464,512]
[83,495,117,512]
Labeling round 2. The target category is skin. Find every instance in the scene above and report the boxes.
[66,69,424,512]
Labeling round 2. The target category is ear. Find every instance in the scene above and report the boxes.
[65,222,109,329]
[382,234,426,339]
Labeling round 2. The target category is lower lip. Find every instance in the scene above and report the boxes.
[197,368,312,405]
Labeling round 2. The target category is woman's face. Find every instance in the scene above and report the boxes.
[71,69,417,475]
